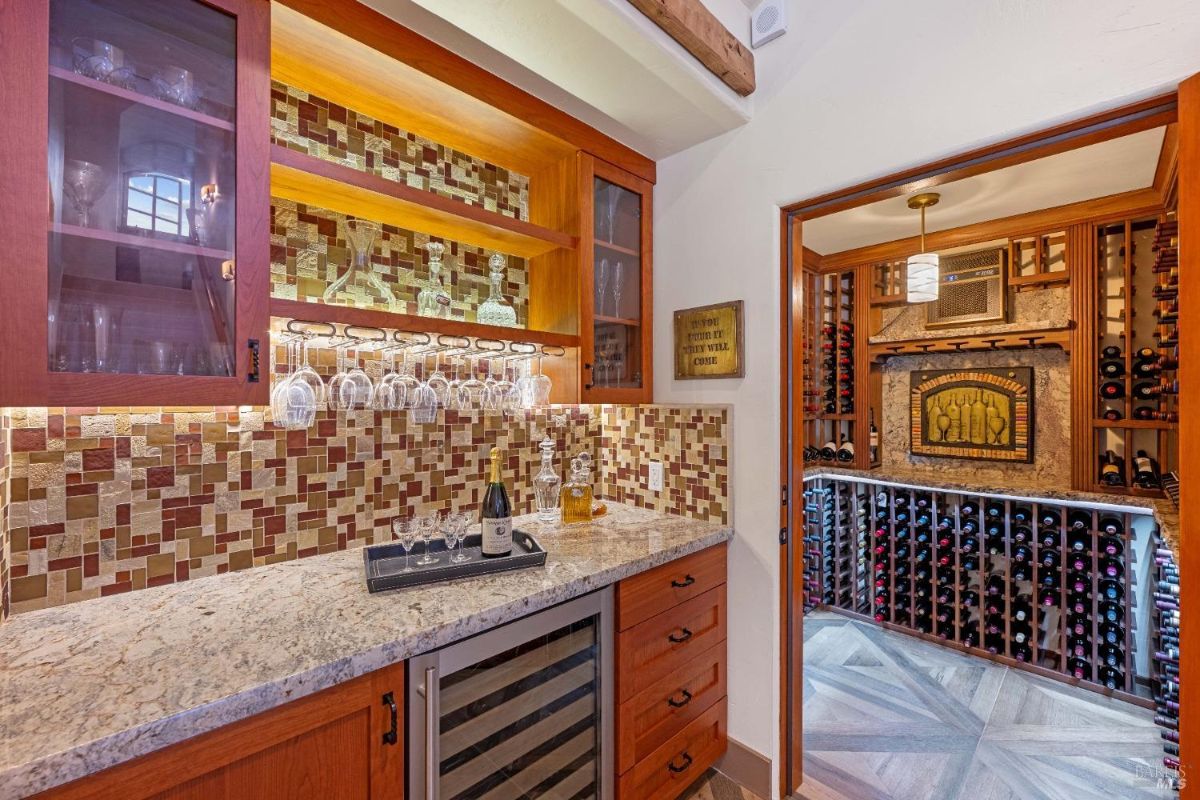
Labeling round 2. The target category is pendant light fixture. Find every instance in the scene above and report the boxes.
[906,192,941,303]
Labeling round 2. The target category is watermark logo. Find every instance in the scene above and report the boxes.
[1135,764,1185,790]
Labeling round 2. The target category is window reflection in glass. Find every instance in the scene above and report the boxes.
[125,172,190,238]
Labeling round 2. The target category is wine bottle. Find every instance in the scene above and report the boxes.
[1099,450,1126,487]
[480,447,513,557]
[1132,449,1162,489]
[1100,380,1125,399]
[869,410,880,463]
[835,440,855,462]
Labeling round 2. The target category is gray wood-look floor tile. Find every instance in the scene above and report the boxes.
[794,611,1172,800]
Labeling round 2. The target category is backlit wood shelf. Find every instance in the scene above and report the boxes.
[594,240,639,258]
[50,66,234,132]
[594,314,640,327]
[60,273,196,305]
[270,145,575,259]
[868,326,1072,362]
[269,297,580,348]
[52,222,233,261]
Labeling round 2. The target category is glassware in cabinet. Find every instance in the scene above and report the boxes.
[584,159,652,403]
[0,0,271,405]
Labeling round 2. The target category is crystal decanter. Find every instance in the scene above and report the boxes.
[533,436,562,521]
[416,241,452,318]
[476,253,518,327]
[322,219,399,310]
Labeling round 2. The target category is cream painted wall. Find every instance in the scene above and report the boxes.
[652,2,1200,796]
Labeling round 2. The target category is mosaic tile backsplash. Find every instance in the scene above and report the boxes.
[0,404,728,617]
[271,81,529,220]
[270,199,529,325]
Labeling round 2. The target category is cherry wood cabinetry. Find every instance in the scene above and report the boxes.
[34,662,405,800]
[0,0,271,407]
[615,544,728,796]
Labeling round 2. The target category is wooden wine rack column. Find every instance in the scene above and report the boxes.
[804,475,1161,707]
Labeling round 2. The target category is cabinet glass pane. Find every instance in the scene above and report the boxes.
[47,0,237,376]
[438,617,600,799]
[592,177,642,390]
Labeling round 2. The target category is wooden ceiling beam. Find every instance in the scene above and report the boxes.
[627,0,756,96]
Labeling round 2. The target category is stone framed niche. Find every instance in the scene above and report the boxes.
[910,367,1034,463]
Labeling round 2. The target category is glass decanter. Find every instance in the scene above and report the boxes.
[559,454,594,525]
[476,253,518,327]
[322,219,398,310]
[533,436,562,521]
[416,241,452,318]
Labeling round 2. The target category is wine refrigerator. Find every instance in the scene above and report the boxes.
[407,588,614,800]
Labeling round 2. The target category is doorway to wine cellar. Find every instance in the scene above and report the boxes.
[778,77,1199,798]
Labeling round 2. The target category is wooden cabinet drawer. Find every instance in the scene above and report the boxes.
[617,544,727,631]
[617,639,726,774]
[617,697,727,800]
[617,584,726,703]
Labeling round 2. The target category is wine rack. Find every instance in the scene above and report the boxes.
[1091,214,1178,496]
[802,267,877,467]
[1152,539,1181,787]
[801,481,869,614]
[805,476,1166,705]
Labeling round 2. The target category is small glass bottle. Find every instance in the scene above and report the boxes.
[476,253,518,327]
[559,455,594,525]
[416,241,452,318]
[533,436,561,521]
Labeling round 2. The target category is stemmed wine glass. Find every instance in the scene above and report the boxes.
[612,260,624,319]
[63,160,108,228]
[416,513,440,566]
[392,517,418,573]
[292,333,327,411]
[456,352,487,412]
[441,516,461,564]
[450,512,472,563]
[596,258,610,317]
[603,184,620,243]
[425,348,451,409]
[270,337,316,430]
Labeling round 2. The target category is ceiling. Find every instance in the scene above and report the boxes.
[803,126,1167,255]
[362,0,754,160]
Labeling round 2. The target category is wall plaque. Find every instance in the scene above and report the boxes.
[910,367,1034,462]
[674,301,744,379]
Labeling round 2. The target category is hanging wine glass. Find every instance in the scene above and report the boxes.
[456,351,488,413]
[337,335,376,410]
[292,333,327,410]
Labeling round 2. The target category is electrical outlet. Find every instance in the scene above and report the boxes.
[648,461,664,492]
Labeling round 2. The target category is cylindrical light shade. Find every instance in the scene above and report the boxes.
[906,253,939,303]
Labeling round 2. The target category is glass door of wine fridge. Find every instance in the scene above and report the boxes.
[408,588,613,800]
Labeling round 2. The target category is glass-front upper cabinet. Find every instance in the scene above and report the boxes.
[583,158,652,403]
[0,0,269,405]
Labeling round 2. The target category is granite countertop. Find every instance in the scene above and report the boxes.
[803,465,1179,555]
[0,504,732,799]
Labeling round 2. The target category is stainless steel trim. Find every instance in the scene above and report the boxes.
[425,665,439,800]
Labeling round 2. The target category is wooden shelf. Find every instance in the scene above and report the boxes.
[50,66,234,132]
[60,273,196,305]
[594,314,640,327]
[52,222,233,261]
[594,240,639,258]
[270,146,575,259]
[1091,418,1177,430]
[868,326,1072,362]
[269,297,580,348]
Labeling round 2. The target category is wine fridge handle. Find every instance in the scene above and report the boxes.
[425,665,440,799]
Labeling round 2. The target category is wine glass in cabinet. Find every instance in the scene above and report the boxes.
[0,0,270,406]
[582,156,652,403]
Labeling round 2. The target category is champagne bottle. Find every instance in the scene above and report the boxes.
[480,447,513,557]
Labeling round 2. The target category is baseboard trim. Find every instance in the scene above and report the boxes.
[716,736,772,799]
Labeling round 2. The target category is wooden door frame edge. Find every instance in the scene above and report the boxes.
[776,90,1180,799]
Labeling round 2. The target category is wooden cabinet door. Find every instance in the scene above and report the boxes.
[0,0,270,407]
[34,663,405,800]
[581,155,654,403]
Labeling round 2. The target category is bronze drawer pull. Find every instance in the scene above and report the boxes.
[667,752,694,773]
[381,691,398,745]
[668,627,693,644]
[671,575,696,588]
[667,689,693,708]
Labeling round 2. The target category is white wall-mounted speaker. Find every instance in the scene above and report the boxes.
[751,0,787,49]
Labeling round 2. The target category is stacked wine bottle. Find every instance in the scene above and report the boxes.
[817,478,1145,695]
[1153,538,1180,785]
[801,481,868,613]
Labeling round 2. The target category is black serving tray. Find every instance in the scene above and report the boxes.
[363,530,547,593]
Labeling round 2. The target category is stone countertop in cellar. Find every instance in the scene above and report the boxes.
[0,503,732,799]
[803,466,1179,556]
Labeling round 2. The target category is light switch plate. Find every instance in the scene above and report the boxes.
[648,461,664,492]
